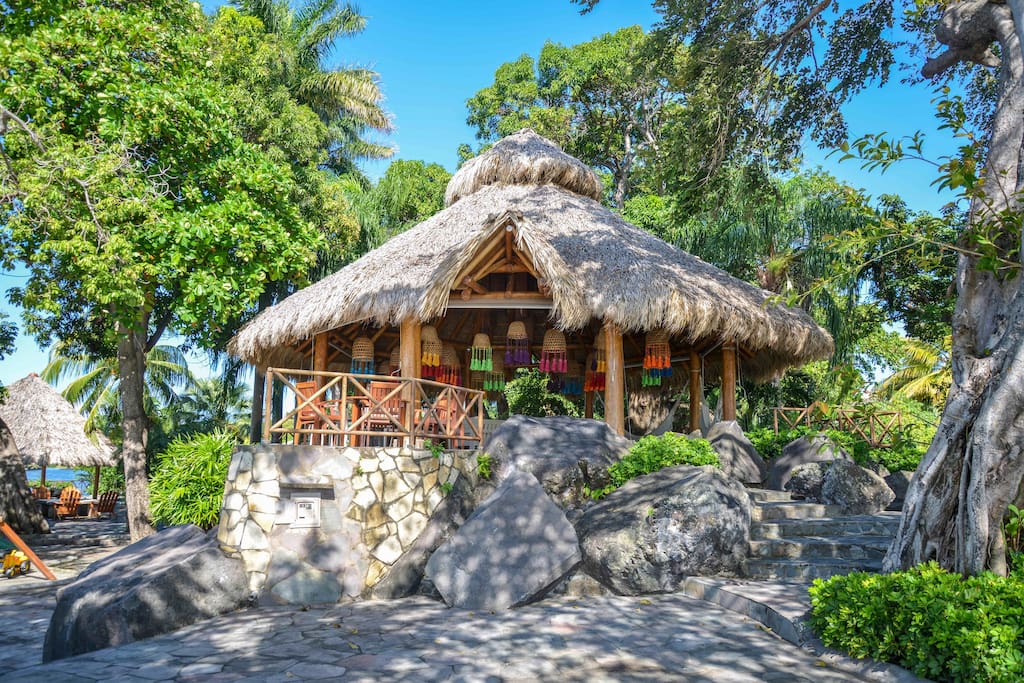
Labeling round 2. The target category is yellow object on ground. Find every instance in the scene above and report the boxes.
[1,549,31,578]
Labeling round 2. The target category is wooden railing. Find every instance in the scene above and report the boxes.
[772,403,903,448]
[263,369,486,448]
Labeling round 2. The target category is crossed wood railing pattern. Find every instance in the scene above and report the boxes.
[263,369,485,448]
[772,402,903,448]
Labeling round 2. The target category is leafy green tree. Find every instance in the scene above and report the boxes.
[0,0,321,540]
[880,336,952,408]
[581,0,1024,575]
[466,26,677,208]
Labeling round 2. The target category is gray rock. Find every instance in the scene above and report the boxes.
[822,460,896,515]
[269,566,343,605]
[43,525,249,662]
[765,435,850,491]
[885,470,915,510]
[784,462,828,502]
[425,470,580,610]
[705,421,768,485]
[481,415,630,508]
[576,465,750,595]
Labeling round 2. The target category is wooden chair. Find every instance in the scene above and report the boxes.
[95,491,119,519]
[34,485,50,500]
[365,381,405,445]
[293,381,344,445]
[54,486,81,520]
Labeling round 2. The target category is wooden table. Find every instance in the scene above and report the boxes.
[38,497,97,520]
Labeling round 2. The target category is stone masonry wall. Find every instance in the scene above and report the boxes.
[216,445,460,604]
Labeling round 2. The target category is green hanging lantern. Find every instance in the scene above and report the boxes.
[470,332,493,372]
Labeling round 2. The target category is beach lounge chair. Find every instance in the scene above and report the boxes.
[95,491,119,519]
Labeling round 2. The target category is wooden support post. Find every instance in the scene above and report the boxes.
[400,319,422,447]
[39,463,46,487]
[689,349,702,434]
[262,369,274,444]
[0,521,56,580]
[92,466,101,498]
[584,391,594,419]
[313,333,329,385]
[604,322,625,436]
[722,342,737,422]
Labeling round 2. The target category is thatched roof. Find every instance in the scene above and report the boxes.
[230,130,833,380]
[445,129,603,206]
[0,373,117,468]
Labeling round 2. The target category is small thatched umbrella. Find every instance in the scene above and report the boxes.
[0,373,117,496]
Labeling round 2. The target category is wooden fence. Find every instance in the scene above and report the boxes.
[772,403,903,448]
[263,369,485,448]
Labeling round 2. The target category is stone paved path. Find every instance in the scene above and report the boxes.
[7,592,873,682]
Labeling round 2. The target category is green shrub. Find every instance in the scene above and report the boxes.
[150,429,236,530]
[809,563,1024,683]
[747,426,814,460]
[504,368,580,417]
[869,439,926,472]
[476,452,493,480]
[591,433,719,499]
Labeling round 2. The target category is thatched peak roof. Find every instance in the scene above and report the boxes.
[230,180,834,380]
[0,373,116,468]
[445,129,603,206]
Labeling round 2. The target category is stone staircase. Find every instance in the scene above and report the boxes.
[742,488,901,581]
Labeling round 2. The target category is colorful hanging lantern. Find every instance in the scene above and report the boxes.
[470,333,493,372]
[485,355,506,393]
[350,336,375,375]
[470,370,486,391]
[505,321,531,367]
[562,360,583,395]
[642,329,673,387]
[389,347,401,376]
[540,329,568,374]
[593,329,607,373]
[437,343,463,386]
[421,325,442,379]
[583,352,605,392]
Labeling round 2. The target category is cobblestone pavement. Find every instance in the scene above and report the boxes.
[0,518,919,682]
[7,592,874,682]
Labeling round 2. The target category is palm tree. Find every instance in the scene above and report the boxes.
[41,343,194,435]
[880,336,952,408]
[175,377,252,437]
[234,0,393,144]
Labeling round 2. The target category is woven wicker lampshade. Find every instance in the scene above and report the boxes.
[505,321,530,367]
[470,332,492,372]
[438,343,462,386]
[485,354,506,392]
[643,329,673,387]
[350,336,375,375]
[421,325,443,379]
[540,328,568,374]
[593,329,607,373]
[470,370,486,391]
[584,351,605,392]
[562,359,583,395]
[389,347,401,376]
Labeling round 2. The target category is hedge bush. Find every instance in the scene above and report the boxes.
[809,563,1024,683]
[746,426,926,472]
[590,432,719,499]
[150,429,236,530]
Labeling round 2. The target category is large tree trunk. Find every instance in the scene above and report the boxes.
[118,318,156,542]
[885,1,1024,575]
[0,417,49,534]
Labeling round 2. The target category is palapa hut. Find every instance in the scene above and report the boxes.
[0,373,117,496]
[229,129,832,443]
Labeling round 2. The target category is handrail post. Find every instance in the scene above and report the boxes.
[262,368,274,444]
[404,377,416,447]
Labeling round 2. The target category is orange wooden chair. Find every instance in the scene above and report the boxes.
[292,381,344,445]
[365,381,405,445]
[34,485,50,500]
[95,491,119,519]
[54,486,81,520]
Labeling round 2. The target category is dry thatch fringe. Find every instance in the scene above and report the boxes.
[445,129,602,206]
[0,373,116,468]
[230,181,833,381]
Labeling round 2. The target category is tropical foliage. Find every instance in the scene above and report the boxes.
[149,430,237,530]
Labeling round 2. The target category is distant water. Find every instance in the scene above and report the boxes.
[24,468,91,492]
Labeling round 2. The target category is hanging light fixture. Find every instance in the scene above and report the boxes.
[470,332,493,372]
[505,321,530,367]
[643,329,673,387]
[540,328,568,374]
[421,325,442,379]
[485,354,506,393]
[350,336,375,375]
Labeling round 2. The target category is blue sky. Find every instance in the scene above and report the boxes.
[1,1,960,386]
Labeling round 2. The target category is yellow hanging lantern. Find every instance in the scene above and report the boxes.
[421,325,442,379]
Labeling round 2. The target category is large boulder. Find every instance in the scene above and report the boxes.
[576,465,750,595]
[481,415,631,507]
[705,421,768,485]
[822,460,896,515]
[44,525,249,662]
[424,469,580,610]
[765,435,851,491]
[784,462,828,502]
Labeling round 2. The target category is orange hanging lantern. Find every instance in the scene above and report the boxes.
[643,329,672,387]
[439,343,462,386]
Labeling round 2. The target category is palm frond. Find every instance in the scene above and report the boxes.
[297,0,365,66]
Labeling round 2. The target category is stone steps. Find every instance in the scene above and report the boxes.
[742,489,898,581]
[751,501,841,521]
